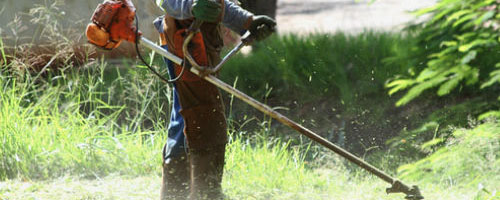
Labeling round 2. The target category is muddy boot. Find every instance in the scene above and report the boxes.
[188,145,226,200]
[161,156,190,200]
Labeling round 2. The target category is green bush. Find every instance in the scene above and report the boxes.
[398,122,499,193]
[387,0,500,106]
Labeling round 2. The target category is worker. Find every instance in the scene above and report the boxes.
[153,0,276,199]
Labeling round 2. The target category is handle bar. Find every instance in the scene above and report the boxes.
[182,19,258,75]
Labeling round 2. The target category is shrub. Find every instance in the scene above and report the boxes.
[397,122,499,190]
[387,0,500,106]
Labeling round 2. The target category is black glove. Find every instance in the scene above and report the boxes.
[248,15,277,41]
[192,0,222,23]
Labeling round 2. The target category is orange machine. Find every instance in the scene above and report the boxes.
[85,0,141,50]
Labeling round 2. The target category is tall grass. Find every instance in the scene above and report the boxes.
[0,65,166,180]
[224,132,316,199]
[1,45,498,200]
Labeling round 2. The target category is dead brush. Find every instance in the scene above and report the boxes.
[1,0,96,76]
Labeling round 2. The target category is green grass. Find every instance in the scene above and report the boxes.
[1,62,498,199]
[224,133,320,199]
[220,32,414,105]
[0,62,169,180]
[398,122,500,188]
[0,134,496,199]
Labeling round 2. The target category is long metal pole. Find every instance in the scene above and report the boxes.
[192,68,414,193]
[140,37,183,65]
[138,36,423,199]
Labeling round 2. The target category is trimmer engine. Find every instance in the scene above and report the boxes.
[85,0,141,49]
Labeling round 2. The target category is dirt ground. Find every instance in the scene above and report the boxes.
[276,0,436,34]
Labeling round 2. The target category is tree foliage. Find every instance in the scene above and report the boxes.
[387,0,500,106]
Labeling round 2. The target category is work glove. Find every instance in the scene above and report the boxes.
[248,15,277,41]
[192,0,222,23]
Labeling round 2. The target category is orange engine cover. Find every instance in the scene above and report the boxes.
[86,0,141,49]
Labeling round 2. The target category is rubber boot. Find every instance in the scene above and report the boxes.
[188,145,226,200]
[161,156,190,200]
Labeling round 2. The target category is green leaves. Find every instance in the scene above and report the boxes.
[452,12,477,28]
[460,50,477,64]
[386,79,416,96]
[474,11,495,25]
[481,63,500,89]
[458,38,496,52]
[478,110,500,120]
[388,0,500,106]
[395,76,446,106]
[437,75,461,96]
[388,63,480,106]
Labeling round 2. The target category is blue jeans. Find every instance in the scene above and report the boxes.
[161,44,188,162]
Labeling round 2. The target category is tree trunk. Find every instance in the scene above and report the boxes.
[239,0,278,19]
